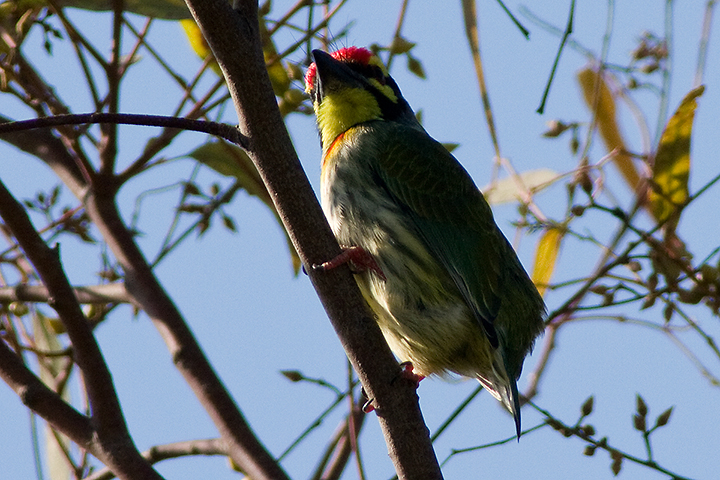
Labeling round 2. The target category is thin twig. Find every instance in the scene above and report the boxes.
[694,0,716,87]
[0,179,163,479]
[461,0,502,160]
[385,0,409,71]
[536,0,575,114]
[655,0,674,144]
[98,0,124,175]
[530,402,694,480]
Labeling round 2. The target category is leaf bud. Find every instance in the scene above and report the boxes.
[9,302,29,317]
[280,370,303,382]
[571,205,586,217]
[542,120,570,138]
[633,413,646,432]
[636,394,648,417]
[655,406,674,427]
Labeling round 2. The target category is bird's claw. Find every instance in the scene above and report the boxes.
[360,363,424,414]
[395,361,425,388]
[361,387,375,413]
[312,246,387,281]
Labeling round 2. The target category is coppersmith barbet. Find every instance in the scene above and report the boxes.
[305,47,546,437]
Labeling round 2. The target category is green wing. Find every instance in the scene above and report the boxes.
[373,123,505,346]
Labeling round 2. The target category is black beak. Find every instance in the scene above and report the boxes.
[311,49,361,103]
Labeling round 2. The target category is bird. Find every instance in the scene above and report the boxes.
[304,46,546,438]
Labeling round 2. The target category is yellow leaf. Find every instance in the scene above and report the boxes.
[188,140,301,275]
[180,19,221,76]
[649,85,704,226]
[181,17,291,98]
[532,227,564,296]
[578,67,641,191]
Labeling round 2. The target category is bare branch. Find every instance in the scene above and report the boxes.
[0,114,87,194]
[84,438,228,480]
[0,179,163,480]
[185,0,443,478]
[0,339,94,449]
[0,113,249,149]
[0,283,131,304]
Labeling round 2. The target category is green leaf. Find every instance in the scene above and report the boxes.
[56,0,191,19]
[441,142,460,153]
[188,140,301,275]
[189,141,259,190]
[481,169,557,205]
[390,36,416,55]
[221,214,237,232]
[649,85,704,226]
[406,54,426,79]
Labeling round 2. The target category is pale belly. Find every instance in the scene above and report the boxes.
[322,162,495,378]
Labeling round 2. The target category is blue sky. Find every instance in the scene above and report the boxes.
[1,1,719,479]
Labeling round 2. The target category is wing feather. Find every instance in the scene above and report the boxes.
[372,123,506,347]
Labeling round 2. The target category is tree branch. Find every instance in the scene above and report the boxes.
[185,0,443,478]
[0,113,249,149]
[0,283,131,304]
[0,114,87,194]
[0,179,163,480]
[0,338,94,450]
[84,438,228,480]
[83,183,289,480]
[1,29,286,480]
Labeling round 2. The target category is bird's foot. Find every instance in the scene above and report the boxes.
[360,363,425,414]
[395,361,425,388]
[361,387,376,413]
[313,245,386,281]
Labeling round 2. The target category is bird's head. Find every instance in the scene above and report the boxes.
[305,47,417,151]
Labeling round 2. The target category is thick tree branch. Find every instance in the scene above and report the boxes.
[0,179,163,480]
[83,186,289,480]
[92,157,290,476]
[185,0,442,478]
[1,32,285,480]
[0,338,95,449]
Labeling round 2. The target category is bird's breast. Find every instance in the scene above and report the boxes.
[320,127,494,377]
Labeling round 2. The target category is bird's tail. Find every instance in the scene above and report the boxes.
[476,349,522,439]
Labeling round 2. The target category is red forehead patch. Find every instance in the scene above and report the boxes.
[304,47,374,90]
